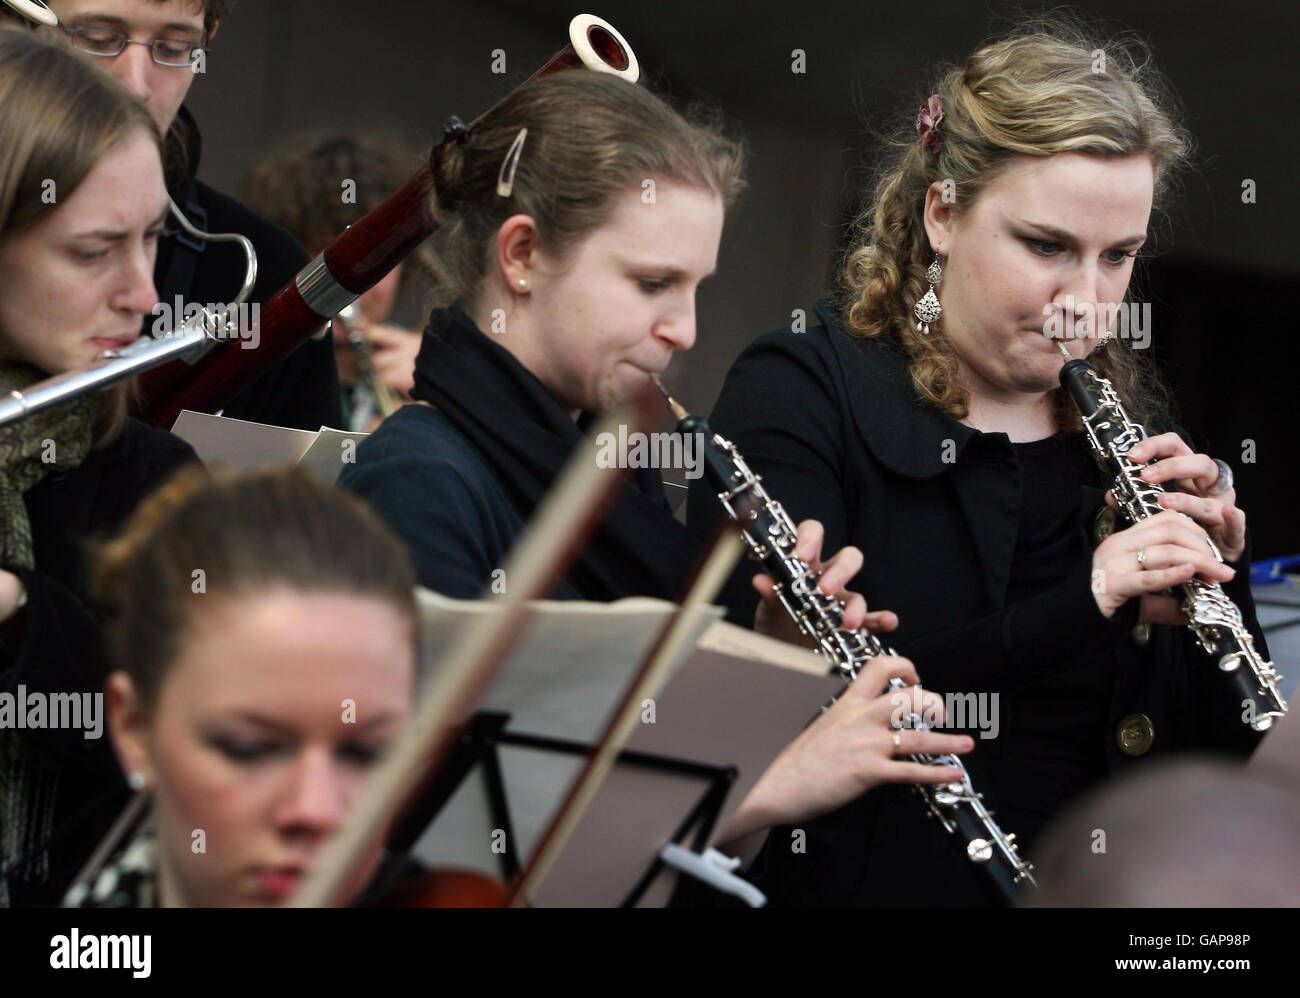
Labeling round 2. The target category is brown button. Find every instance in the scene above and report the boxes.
[1131,622,1152,648]
[1093,506,1118,544]
[1117,713,1155,756]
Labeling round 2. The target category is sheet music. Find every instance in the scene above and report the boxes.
[169,410,367,483]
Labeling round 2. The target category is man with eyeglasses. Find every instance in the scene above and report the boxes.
[43,0,343,432]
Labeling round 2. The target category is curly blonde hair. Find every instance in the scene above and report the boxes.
[839,19,1191,431]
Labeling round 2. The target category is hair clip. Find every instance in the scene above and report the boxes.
[496,127,528,199]
[916,95,944,152]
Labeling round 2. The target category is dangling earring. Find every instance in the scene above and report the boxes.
[915,256,943,335]
[1097,312,1116,347]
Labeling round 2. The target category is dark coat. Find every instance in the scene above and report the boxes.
[687,300,1266,906]
[338,403,583,600]
[146,107,342,433]
[1,420,198,906]
[339,305,692,604]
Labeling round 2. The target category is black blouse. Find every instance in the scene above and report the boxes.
[998,434,1113,853]
[1,420,198,907]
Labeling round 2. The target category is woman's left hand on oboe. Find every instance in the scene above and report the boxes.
[1107,432,1247,563]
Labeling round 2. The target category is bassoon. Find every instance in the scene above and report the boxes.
[0,14,638,429]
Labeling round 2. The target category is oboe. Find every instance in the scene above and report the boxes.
[336,304,401,423]
[653,379,1035,906]
[1056,343,1286,732]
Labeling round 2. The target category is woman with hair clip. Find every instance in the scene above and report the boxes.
[62,467,418,908]
[339,69,976,870]
[0,26,199,907]
[689,21,1271,905]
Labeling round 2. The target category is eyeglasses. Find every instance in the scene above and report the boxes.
[59,24,207,68]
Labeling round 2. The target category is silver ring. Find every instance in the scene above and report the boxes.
[1137,548,1147,570]
[891,731,902,752]
[1207,458,1234,496]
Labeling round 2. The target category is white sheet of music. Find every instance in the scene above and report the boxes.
[412,591,841,906]
[169,410,367,483]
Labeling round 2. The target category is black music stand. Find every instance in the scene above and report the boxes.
[378,709,739,906]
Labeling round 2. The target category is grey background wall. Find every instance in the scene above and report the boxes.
[186,0,1300,552]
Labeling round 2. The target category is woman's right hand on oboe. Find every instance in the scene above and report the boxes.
[1090,509,1237,624]
[718,654,973,856]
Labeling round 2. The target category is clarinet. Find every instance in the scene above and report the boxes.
[1056,347,1287,732]
[654,382,1035,906]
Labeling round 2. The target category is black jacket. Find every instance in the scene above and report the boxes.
[339,306,691,602]
[687,300,1266,906]
[1,420,198,906]
[339,402,583,600]
[145,107,342,432]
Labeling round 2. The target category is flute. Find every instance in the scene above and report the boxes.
[133,14,638,429]
[0,14,638,430]
[0,197,256,429]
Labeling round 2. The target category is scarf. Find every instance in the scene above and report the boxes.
[0,363,99,569]
[63,830,157,909]
[409,305,696,602]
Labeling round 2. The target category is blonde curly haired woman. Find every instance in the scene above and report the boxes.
[690,21,1268,906]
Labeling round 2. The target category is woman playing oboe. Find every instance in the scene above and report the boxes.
[339,70,975,863]
[689,20,1270,905]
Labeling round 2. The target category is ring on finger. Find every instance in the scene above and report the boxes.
[1137,548,1147,570]
[891,731,902,751]
[1207,458,1234,496]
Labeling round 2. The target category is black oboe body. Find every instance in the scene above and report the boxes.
[673,408,1035,905]
[1058,356,1286,731]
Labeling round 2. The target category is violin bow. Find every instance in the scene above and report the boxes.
[290,388,656,907]
[507,518,748,906]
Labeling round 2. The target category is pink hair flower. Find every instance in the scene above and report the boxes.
[916,95,944,152]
